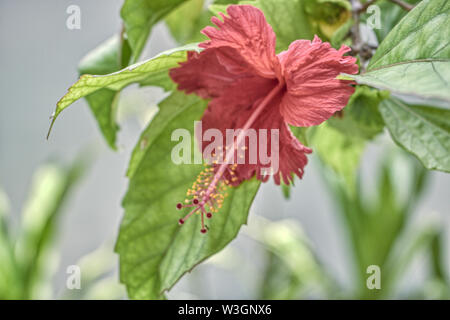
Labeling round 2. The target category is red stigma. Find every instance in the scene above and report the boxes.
[206,212,212,219]
[200,228,207,234]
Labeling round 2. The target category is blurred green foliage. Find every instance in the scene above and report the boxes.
[201,149,449,299]
[245,217,335,299]
[0,161,84,299]
[319,149,448,298]
[0,159,124,300]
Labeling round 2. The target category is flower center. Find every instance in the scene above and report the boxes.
[177,82,285,233]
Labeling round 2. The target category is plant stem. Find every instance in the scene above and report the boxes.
[388,0,414,11]
[350,0,362,53]
[349,0,381,71]
[358,0,378,13]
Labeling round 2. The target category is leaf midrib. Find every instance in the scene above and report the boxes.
[364,58,450,74]
[369,1,448,69]
[384,100,449,167]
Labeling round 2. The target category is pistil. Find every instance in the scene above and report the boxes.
[177,82,285,233]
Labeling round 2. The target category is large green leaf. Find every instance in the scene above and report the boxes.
[48,44,200,138]
[379,98,450,172]
[350,61,450,104]
[78,36,123,149]
[348,0,450,103]
[121,0,188,62]
[115,91,260,299]
[369,0,449,69]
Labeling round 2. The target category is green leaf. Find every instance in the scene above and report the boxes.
[430,231,446,281]
[0,233,17,299]
[239,0,315,51]
[166,0,211,44]
[115,91,260,299]
[78,36,123,149]
[0,189,19,300]
[208,4,229,16]
[83,90,120,149]
[246,217,332,299]
[15,161,85,299]
[121,0,189,62]
[328,86,387,139]
[368,0,448,69]
[304,0,351,40]
[349,61,450,104]
[49,44,200,139]
[379,97,450,172]
[214,0,240,3]
[280,181,291,199]
[208,0,241,16]
[126,90,199,179]
[0,188,9,236]
[304,0,350,20]
[311,123,365,191]
[348,0,450,104]
[330,17,353,48]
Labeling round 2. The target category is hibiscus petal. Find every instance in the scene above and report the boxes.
[169,48,251,99]
[200,5,281,79]
[200,76,277,145]
[246,98,312,185]
[279,36,358,127]
[200,80,311,186]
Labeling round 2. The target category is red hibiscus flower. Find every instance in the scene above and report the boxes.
[170,5,358,233]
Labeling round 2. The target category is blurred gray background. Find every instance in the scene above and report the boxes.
[0,0,449,299]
